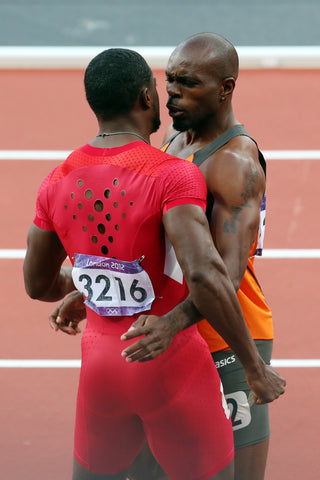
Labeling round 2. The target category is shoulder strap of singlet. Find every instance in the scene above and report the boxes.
[192,124,248,166]
[161,132,181,150]
[161,128,245,155]
[161,125,266,176]
[192,124,266,176]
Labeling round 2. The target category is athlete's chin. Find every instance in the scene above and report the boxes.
[172,118,189,132]
[151,115,161,134]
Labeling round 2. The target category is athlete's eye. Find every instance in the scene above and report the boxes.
[181,78,197,87]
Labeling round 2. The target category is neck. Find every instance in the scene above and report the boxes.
[96,131,149,144]
[186,111,238,145]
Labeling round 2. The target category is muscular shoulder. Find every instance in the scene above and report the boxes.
[201,135,266,205]
[159,151,207,196]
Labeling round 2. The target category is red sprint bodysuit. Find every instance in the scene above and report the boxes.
[33,141,234,480]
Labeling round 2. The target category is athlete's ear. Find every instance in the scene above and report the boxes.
[221,77,236,98]
[139,87,151,110]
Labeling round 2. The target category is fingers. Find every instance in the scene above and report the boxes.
[253,382,286,404]
[121,346,162,363]
[48,292,86,335]
[56,316,80,335]
[121,326,148,341]
[121,337,164,363]
[120,315,149,339]
[121,338,150,362]
[132,315,148,328]
[247,366,286,405]
[266,366,287,397]
[49,304,63,332]
[251,392,271,406]
[49,303,81,336]
[58,324,78,335]
[121,315,174,362]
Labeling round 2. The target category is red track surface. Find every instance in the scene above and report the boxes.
[1,68,319,479]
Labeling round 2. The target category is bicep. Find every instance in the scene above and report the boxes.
[208,166,265,288]
[23,223,67,297]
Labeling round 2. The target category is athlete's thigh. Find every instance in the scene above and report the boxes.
[128,448,234,480]
[234,439,269,480]
[143,355,234,480]
[128,443,168,480]
[212,340,273,449]
[74,329,146,474]
[72,457,128,480]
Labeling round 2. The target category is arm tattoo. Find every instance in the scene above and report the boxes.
[223,169,258,234]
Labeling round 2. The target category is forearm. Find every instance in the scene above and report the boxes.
[160,271,262,375]
[223,254,248,293]
[161,295,204,333]
[46,266,75,301]
[213,236,251,293]
[41,266,75,302]
[162,203,264,373]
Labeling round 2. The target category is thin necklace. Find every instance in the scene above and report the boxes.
[96,131,149,144]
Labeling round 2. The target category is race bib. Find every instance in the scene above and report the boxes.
[225,391,252,431]
[72,253,155,316]
[254,194,266,256]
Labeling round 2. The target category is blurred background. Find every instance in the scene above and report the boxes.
[0,0,319,46]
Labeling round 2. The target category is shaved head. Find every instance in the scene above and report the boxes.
[172,32,239,82]
[165,32,239,131]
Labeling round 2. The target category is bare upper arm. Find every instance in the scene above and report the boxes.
[202,138,266,287]
[23,223,67,298]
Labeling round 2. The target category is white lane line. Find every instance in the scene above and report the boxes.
[0,359,81,368]
[271,359,320,368]
[0,150,70,160]
[2,249,320,259]
[1,46,320,69]
[260,249,320,258]
[0,249,26,258]
[264,150,320,160]
[0,359,319,368]
[0,150,320,161]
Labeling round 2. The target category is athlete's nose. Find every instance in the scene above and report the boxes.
[166,80,181,98]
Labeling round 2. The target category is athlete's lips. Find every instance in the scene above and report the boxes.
[166,104,185,118]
